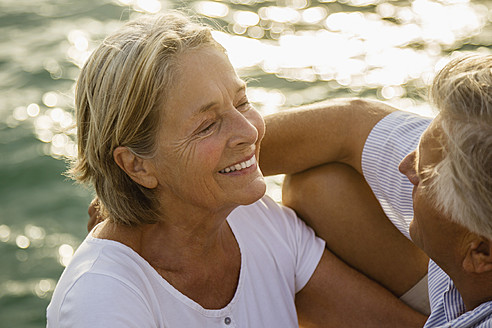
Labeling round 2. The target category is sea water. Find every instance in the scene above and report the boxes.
[0,0,491,326]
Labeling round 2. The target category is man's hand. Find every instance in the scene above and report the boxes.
[87,198,104,232]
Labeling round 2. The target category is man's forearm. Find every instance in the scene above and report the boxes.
[296,250,427,328]
[259,98,396,176]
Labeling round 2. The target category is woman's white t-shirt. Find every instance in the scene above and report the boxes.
[47,196,325,328]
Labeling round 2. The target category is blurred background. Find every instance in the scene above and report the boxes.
[0,0,491,326]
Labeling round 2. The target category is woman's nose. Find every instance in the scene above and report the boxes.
[227,110,260,148]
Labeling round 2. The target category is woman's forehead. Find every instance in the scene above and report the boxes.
[173,50,233,89]
[178,46,235,74]
[160,48,246,122]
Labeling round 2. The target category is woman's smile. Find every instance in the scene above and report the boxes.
[219,154,257,174]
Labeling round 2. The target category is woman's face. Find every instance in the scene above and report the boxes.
[150,46,266,214]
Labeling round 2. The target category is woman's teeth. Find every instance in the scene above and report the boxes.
[219,155,256,173]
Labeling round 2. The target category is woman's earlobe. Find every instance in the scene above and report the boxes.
[113,146,158,189]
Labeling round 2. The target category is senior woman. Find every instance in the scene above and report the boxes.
[46,12,425,327]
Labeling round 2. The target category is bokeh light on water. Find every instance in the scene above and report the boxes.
[3,0,492,160]
[0,0,491,326]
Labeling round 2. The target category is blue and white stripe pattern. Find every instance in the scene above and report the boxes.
[362,111,431,240]
[361,111,492,327]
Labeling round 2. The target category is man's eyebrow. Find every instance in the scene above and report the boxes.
[197,84,247,114]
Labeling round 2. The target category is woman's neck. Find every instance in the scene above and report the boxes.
[93,209,242,309]
[94,206,236,267]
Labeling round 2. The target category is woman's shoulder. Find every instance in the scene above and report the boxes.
[47,237,158,326]
[47,268,154,327]
[66,234,143,276]
[50,236,143,295]
[67,234,165,289]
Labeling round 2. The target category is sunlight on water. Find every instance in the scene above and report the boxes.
[0,278,57,299]
[58,244,74,267]
[67,30,92,69]
[1,222,80,273]
[302,7,328,24]
[42,92,58,108]
[4,0,491,162]
[0,0,491,325]
[26,225,47,241]
[34,279,56,298]
[194,1,229,18]
[0,225,11,242]
[114,0,163,13]
[16,235,31,249]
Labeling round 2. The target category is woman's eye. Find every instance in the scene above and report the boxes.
[237,101,251,112]
[197,122,216,136]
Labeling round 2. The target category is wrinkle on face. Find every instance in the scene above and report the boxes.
[147,46,266,217]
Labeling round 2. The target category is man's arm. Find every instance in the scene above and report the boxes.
[260,98,396,176]
[276,100,431,312]
[295,249,427,328]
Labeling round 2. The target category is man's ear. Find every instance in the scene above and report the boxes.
[462,236,492,274]
[113,146,158,189]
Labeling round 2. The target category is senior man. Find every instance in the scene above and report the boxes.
[260,54,492,327]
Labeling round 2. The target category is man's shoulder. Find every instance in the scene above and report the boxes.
[446,302,492,328]
[463,301,492,328]
[426,262,492,328]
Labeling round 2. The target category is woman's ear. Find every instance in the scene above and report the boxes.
[462,237,492,274]
[113,146,158,189]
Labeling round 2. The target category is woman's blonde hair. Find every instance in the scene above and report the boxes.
[428,54,492,239]
[69,12,222,226]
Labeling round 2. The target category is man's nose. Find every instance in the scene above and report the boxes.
[399,151,419,186]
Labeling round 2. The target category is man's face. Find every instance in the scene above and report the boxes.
[398,117,468,268]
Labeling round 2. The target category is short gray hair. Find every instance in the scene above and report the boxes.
[428,54,492,239]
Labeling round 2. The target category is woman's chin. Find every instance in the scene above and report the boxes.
[239,179,267,206]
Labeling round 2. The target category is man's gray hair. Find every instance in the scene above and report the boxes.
[428,54,492,239]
